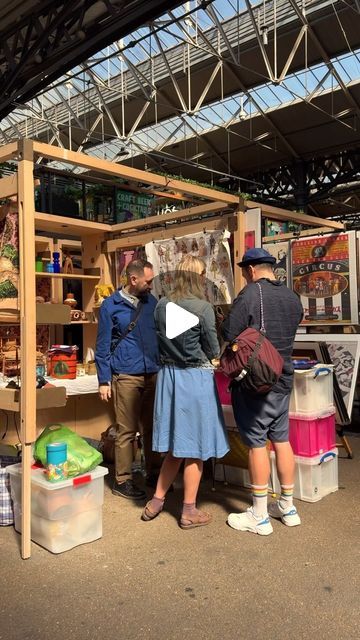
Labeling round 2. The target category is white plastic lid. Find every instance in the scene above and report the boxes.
[294,364,334,376]
[270,448,338,465]
[7,463,108,489]
[289,407,335,421]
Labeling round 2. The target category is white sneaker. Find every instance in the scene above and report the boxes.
[227,507,273,535]
[268,501,301,527]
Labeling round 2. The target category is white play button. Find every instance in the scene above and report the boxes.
[165,302,199,339]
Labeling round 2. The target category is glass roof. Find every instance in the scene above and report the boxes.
[1,0,359,174]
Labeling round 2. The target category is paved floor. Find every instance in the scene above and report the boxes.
[1,437,360,640]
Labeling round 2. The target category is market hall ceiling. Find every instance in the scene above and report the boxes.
[1,0,360,216]
[0,0,184,121]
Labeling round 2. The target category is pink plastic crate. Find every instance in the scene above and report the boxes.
[215,371,232,405]
[288,412,336,457]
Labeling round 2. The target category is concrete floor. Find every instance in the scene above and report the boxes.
[1,437,360,640]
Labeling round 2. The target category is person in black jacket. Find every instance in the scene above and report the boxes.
[221,248,303,536]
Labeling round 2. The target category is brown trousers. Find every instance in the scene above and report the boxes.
[111,373,159,483]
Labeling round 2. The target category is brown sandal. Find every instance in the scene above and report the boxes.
[141,501,162,522]
[179,510,212,530]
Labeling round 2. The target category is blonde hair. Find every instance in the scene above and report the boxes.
[169,255,206,301]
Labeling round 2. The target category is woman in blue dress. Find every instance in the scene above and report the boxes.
[142,255,229,529]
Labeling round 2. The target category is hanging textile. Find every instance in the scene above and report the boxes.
[145,230,234,304]
[0,203,19,319]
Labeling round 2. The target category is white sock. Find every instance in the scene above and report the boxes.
[279,484,294,510]
[251,484,268,517]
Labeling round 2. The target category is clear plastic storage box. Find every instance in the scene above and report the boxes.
[8,464,108,553]
[270,449,338,502]
[215,449,338,503]
[289,365,334,416]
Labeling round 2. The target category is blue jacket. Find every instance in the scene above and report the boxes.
[95,290,160,383]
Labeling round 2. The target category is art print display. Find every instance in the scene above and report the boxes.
[264,241,290,285]
[291,232,358,325]
[264,219,289,237]
[294,334,360,423]
[145,230,234,304]
[264,218,302,237]
[245,208,261,249]
[115,248,144,289]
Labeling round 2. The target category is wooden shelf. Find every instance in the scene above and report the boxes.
[0,387,67,412]
[35,211,111,235]
[0,304,71,325]
[68,320,98,325]
[35,272,100,280]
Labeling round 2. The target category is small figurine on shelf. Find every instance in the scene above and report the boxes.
[63,251,74,274]
[94,284,114,308]
[63,293,77,309]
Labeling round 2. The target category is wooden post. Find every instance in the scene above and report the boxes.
[82,233,110,362]
[18,139,36,560]
[233,208,245,294]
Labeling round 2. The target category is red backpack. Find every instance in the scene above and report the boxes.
[220,283,284,394]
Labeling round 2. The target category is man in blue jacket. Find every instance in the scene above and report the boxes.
[95,259,160,500]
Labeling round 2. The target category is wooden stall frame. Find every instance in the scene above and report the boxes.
[2,138,345,559]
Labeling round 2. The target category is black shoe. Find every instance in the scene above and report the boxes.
[112,480,146,500]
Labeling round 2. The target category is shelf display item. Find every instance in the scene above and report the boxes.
[35,257,43,272]
[52,252,61,273]
[62,253,74,274]
[93,283,114,307]
[48,345,78,379]
[63,292,77,308]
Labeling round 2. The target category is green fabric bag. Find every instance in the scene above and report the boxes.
[34,424,103,477]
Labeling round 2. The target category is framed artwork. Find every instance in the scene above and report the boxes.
[245,208,261,249]
[264,219,288,237]
[291,232,358,325]
[294,334,360,422]
[264,241,290,285]
[115,248,143,288]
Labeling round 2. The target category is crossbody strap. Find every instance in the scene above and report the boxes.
[256,282,266,333]
[110,300,143,354]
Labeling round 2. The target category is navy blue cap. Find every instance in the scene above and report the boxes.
[237,247,276,267]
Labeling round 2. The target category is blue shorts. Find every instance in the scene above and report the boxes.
[231,387,291,448]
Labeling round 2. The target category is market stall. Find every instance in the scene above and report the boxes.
[0,138,346,558]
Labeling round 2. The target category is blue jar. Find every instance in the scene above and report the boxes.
[46,442,68,481]
[46,442,67,465]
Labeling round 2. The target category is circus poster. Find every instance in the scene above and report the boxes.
[291,232,358,325]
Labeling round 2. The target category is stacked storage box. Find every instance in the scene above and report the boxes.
[275,364,338,502]
[215,367,339,502]
[8,464,108,553]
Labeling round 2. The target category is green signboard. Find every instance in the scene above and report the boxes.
[116,189,153,223]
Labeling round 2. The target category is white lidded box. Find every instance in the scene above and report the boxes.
[8,464,108,553]
[269,449,338,503]
[289,364,334,417]
[215,449,338,503]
